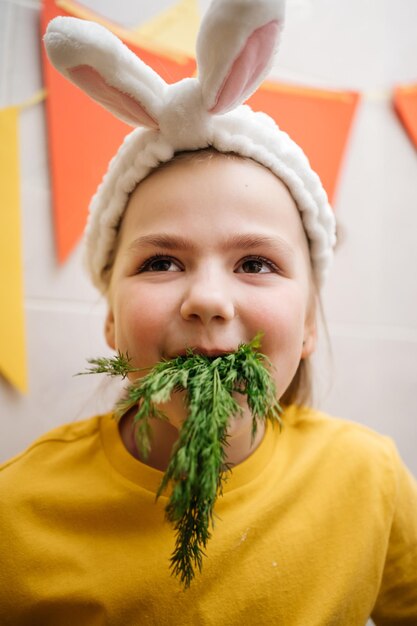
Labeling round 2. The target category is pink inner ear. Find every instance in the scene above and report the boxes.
[210,20,279,114]
[69,65,159,129]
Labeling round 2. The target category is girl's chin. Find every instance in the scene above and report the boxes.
[156,393,189,429]
[157,398,254,437]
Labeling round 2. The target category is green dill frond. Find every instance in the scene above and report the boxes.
[76,350,138,379]
[79,335,282,588]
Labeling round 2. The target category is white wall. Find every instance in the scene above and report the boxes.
[0,0,416,484]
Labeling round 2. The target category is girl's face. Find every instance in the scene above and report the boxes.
[105,154,316,428]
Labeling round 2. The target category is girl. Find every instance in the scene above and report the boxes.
[0,0,416,623]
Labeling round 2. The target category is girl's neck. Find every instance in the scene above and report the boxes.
[118,408,265,472]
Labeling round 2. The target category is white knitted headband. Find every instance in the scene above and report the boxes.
[44,0,336,292]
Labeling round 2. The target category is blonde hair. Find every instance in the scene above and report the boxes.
[103,147,320,407]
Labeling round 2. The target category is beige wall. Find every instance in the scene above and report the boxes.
[0,0,416,485]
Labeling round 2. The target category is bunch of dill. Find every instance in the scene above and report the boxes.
[80,335,281,587]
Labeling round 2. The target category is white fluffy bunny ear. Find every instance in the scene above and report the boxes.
[197,0,285,114]
[44,17,167,128]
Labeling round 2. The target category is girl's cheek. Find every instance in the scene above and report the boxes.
[117,289,172,346]
[247,296,302,333]
[124,303,165,338]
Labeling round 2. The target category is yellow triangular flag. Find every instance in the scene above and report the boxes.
[132,0,200,58]
[0,106,27,393]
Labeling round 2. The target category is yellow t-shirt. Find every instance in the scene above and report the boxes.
[0,405,416,625]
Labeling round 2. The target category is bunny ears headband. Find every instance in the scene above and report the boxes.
[44,0,336,291]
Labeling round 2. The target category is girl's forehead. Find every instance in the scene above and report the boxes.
[123,152,303,235]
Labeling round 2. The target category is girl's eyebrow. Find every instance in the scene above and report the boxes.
[224,233,294,257]
[127,234,195,252]
[127,233,294,257]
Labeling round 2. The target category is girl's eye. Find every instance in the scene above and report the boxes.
[138,255,182,273]
[236,256,278,274]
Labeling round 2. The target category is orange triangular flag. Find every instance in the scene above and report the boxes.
[393,84,417,151]
[248,83,360,204]
[41,0,196,262]
[0,106,27,393]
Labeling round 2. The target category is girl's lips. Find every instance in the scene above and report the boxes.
[168,347,237,359]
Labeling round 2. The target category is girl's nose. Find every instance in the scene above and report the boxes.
[180,276,235,325]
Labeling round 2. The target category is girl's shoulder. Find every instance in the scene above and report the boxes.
[0,414,107,477]
[282,404,410,481]
[285,403,396,444]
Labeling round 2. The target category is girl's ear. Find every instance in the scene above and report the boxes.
[301,328,317,359]
[104,309,116,350]
[44,17,165,128]
[196,0,285,114]
[301,312,317,359]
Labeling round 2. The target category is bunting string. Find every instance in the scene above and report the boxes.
[16,88,47,111]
